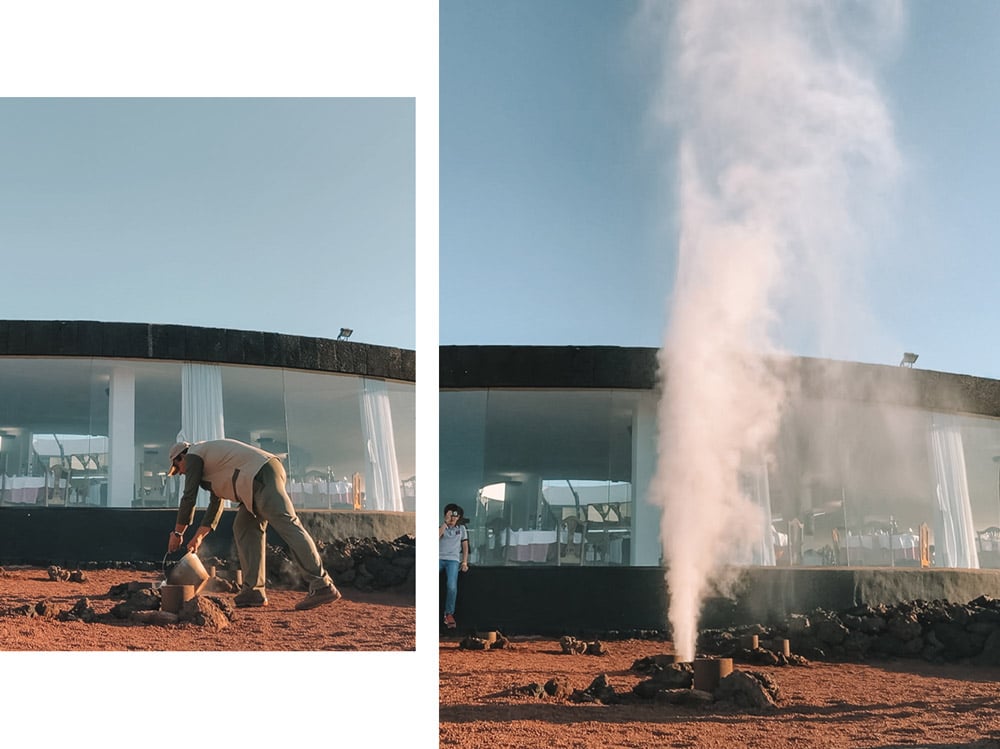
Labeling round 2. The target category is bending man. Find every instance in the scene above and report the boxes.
[166,438,341,611]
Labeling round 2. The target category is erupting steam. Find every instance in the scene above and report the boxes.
[643,0,904,661]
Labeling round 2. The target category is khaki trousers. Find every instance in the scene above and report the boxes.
[232,457,333,593]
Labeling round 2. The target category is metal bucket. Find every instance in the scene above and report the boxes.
[166,552,210,594]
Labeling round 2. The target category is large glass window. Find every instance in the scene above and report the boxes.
[284,369,364,509]
[440,388,641,567]
[0,358,109,506]
[769,399,1000,569]
[440,385,1000,569]
[0,357,414,512]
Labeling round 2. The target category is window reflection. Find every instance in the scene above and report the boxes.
[440,387,1000,569]
[444,389,636,568]
[0,358,414,512]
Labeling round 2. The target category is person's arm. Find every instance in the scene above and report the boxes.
[460,529,470,572]
[187,491,224,554]
[168,454,205,552]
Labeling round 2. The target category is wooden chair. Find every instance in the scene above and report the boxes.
[560,516,584,564]
[46,465,67,505]
[583,503,629,565]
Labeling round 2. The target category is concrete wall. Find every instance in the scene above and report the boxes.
[442,565,1000,635]
[0,507,414,566]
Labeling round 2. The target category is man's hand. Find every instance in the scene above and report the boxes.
[167,531,184,553]
[187,526,211,554]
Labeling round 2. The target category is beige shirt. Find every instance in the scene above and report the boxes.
[176,438,274,528]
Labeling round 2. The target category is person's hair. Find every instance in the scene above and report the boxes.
[443,503,464,518]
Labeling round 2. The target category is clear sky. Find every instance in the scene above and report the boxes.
[441,0,1000,380]
[0,97,415,349]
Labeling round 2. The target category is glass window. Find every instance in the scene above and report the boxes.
[283,369,364,509]
[441,383,1000,570]
[442,388,637,567]
[770,399,1000,568]
[0,357,109,506]
[0,357,415,513]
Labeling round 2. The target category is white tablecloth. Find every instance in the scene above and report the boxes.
[3,476,62,504]
[844,532,919,560]
[500,528,627,563]
[287,479,353,507]
[501,529,585,563]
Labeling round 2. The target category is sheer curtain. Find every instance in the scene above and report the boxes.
[729,460,777,566]
[748,460,777,567]
[360,377,403,511]
[928,413,979,568]
[179,363,226,507]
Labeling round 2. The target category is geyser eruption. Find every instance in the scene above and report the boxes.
[645,0,903,661]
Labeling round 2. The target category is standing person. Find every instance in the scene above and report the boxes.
[439,503,469,629]
[166,438,341,611]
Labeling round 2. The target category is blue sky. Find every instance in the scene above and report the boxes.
[0,97,415,349]
[441,0,1000,380]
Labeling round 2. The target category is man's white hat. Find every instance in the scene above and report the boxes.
[167,441,191,476]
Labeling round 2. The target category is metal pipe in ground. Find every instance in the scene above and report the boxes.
[693,657,733,692]
[160,584,195,614]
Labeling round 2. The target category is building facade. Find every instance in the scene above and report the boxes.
[440,345,1000,571]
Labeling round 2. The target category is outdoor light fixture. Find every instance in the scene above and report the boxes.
[900,352,918,367]
[337,328,353,341]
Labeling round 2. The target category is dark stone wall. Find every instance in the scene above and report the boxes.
[0,320,414,381]
[440,345,1000,416]
[445,566,670,635]
[442,565,1000,635]
[440,345,659,390]
[0,507,414,567]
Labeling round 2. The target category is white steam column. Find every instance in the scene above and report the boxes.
[644,0,903,661]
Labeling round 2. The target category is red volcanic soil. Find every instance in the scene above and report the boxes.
[0,565,414,651]
[439,634,1000,748]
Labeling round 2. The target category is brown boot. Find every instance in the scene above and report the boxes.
[295,584,342,611]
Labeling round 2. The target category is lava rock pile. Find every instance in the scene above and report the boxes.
[257,534,416,592]
[559,635,608,656]
[513,659,781,710]
[46,566,87,582]
[699,595,1000,664]
[459,632,512,650]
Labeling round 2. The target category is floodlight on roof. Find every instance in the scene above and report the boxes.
[900,352,918,368]
[337,328,353,341]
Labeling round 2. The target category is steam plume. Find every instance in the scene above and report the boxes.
[644,0,903,661]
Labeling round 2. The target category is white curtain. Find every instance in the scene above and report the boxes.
[748,461,777,567]
[360,377,403,511]
[928,413,979,568]
[729,460,777,566]
[180,363,226,507]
